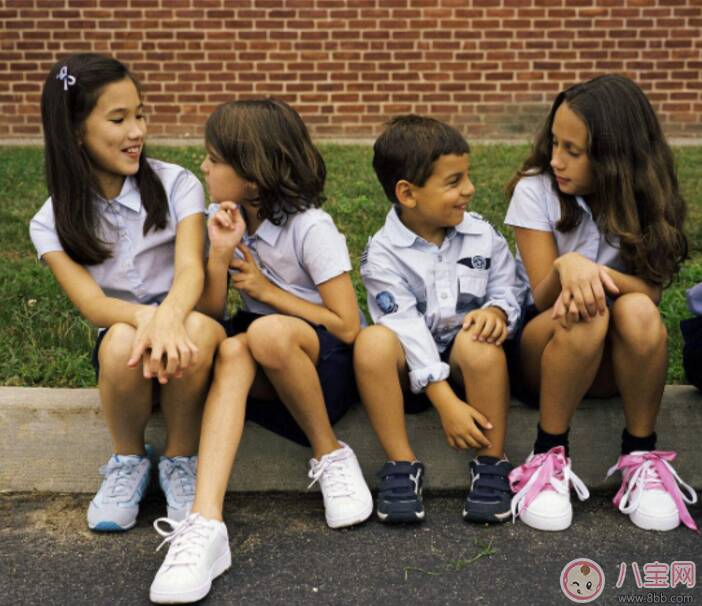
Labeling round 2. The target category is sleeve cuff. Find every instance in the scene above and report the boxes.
[409,362,450,394]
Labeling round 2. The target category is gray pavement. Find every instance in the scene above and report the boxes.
[2,492,701,606]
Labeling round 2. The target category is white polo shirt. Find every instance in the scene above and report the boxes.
[504,173,626,305]
[361,207,524,394]
[208,205,353,316]
[29,159,205,309]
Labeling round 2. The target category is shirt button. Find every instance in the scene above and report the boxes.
[441,292,448,299]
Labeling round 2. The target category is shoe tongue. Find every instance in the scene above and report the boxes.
[475,456,500,466]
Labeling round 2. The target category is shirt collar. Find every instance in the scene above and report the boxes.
[248,218,282,246]
[384,207,483,247]
[97,176,141,213]
[574,194,594,218]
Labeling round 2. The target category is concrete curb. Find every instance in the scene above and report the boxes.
[2,386,701,493]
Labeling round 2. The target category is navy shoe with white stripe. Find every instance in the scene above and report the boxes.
[376,461,425,523]
[463,456,513,524]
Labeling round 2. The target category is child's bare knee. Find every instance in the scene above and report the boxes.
[453,332,506,373]
[354,325,399,369]
[246,315,298,368]
[611,294,666,354]
[216,336,250,368]
[99,323,137,374]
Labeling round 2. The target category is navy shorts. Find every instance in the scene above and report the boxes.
[505,304,541,409]
[222,311,358,446]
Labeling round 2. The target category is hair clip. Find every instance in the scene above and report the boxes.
[56,66,76,91]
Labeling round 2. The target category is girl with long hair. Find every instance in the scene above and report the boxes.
[504,75,696,533]
[30,53,224,532]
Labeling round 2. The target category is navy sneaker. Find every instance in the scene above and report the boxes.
[376,461,425,523]
[462,456,513,524]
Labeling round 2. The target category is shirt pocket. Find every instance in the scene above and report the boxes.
[456,273,487,314]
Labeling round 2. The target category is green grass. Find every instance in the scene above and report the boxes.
[2,144,701,386]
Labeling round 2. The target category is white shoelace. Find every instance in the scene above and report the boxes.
[307,451,354,498]
[161,457,197,503]
[99,457,145,503]
[510,458,589,520]
[154,515,212,570]
[607,458,698,515]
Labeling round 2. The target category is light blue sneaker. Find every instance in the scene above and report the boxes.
[87,447,152,532]
[159,455,197,522]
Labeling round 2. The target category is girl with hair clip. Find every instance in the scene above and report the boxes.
[503,74,697,533]
[30,54,225,533]
[149,99,372,604]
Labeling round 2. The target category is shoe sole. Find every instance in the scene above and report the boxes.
[630,510,679,532]
[150,550,232,604]
[377,509,426,524]
[462,508,511,524]
[89,520,136,532]
[326,499,374,529]
[520,509,572,532]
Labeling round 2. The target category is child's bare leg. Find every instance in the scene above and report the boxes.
[354,325,415,461]
[520,308,609,434]
[609,294,667,437]
[98,323,153,455]
[450,331,509,458]
[246,315,340,459]
[159,312,226,457]
[191,334,262,521]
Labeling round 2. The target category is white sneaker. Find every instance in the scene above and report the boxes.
[150,513,231,604]
[87,451,151,532]
[509,446,590,532]
[607,450,698,532]
[308,441,373,529]
[159,455,197,522]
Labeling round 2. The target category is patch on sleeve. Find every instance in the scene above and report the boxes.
[375,291,398,314]
[458,256,491,270]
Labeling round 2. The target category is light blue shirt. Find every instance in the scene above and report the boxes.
[29,159,205,312]
[504,173,626,306]
[361,207,524,394]
[207,205,353,317]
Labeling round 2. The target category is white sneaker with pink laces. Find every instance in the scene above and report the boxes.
[509,446,590,531]
[606,450,698,532]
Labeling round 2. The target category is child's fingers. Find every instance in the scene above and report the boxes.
[165,344,179,376]
[592,279,607,314]
[178,344,191,370]
[148,345,164,378]
[219,201,238,213]
[469,315,487,339]
[229,259,247,271]
[471,408,493,430]
[599,266,620,295]
[478,316,496,341]
[468,425,492,449]
[496,327,508,346]
[487,321,505,344]
[462,314,475,331]
[127,338,147,367]
[237,243,254,262]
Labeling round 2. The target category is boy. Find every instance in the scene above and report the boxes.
[355,115,523,524]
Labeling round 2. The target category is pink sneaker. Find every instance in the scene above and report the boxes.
[509,446,589,531]
[607,451,698,532]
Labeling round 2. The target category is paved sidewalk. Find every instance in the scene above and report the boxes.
[2,492,700,606]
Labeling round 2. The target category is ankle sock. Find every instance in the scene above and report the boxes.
[621,429,656,455]
[534,424,570,457]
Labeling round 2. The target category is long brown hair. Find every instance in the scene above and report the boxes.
[507,75,687,286]
[204,98,326,225]
[41,53,168,265]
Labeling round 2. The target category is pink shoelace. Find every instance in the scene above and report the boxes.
[509,446,589,521]
[606,451,699,533]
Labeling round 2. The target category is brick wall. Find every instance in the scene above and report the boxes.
[1,0,700,141]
